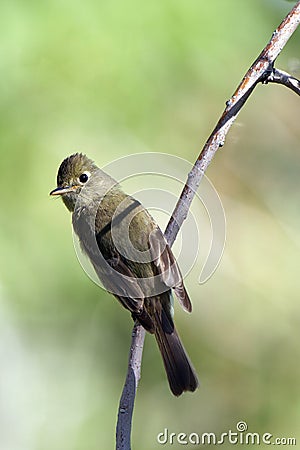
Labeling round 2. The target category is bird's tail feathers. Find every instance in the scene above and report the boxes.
[154,307,198,396]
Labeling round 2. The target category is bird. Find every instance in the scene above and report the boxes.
[50,153,198,396]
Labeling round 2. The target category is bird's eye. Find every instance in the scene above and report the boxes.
[78,172,90,184]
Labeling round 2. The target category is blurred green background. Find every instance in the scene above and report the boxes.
[0,0,299,449]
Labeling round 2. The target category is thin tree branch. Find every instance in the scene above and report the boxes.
[165,0,300,246]
[264,67,300,95]
[116,323,145,450]
[116,2,300,449]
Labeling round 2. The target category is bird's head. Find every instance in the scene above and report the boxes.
[50,153,98,211]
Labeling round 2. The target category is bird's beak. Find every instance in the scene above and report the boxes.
[49,185,78,196]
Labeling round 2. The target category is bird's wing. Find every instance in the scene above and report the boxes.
[92,252,144,310]
[92,253,155,332]
[149,227,192,313]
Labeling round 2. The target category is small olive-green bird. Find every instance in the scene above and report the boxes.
[50,153,198,396]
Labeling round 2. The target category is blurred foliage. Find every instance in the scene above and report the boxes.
[0,0,299,449]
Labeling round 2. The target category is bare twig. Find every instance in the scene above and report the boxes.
[265,67,300,95]
[116,323,145,450]
[116,2,300,449]
[165,0,300,247]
